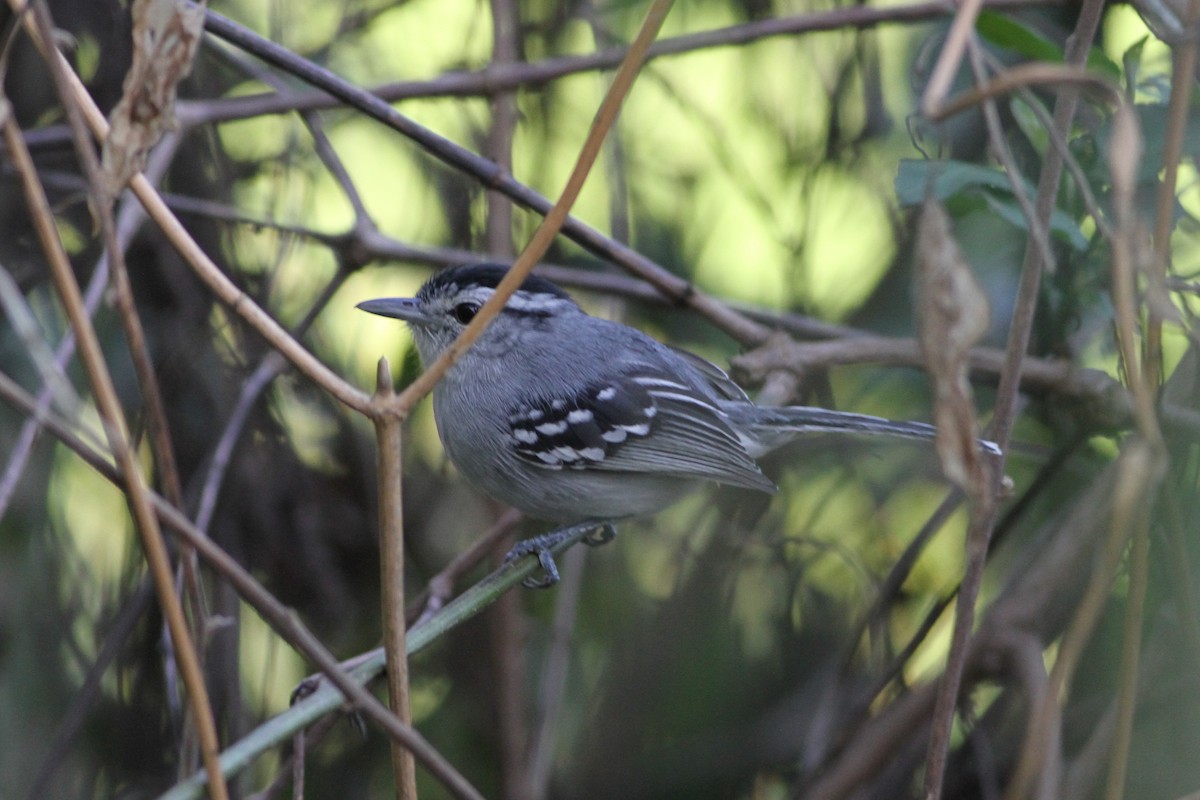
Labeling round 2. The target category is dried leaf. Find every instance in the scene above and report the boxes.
[1107,102,1143,214]
[101,0,206,204]
[916,200,991,496]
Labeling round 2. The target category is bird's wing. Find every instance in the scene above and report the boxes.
[665,346,753,402]
[504,368,775,492]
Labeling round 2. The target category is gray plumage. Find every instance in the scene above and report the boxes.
[358,263,998,527]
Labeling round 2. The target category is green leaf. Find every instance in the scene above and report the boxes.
[982,194,1088,251]
[1122,35,1149,98]
[895,160,1088,251]
[896,159,1015,206]
[1010,96,1049,155]
[977,11,1063,63]
[975,11,1120,80]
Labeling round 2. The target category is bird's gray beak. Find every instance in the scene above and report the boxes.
[356,297,431,325]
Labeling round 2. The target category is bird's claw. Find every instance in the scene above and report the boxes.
[504,521,616,588]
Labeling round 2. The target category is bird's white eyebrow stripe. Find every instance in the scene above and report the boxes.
[457,286,574,315]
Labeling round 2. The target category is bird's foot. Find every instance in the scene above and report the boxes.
[505,521,617,588]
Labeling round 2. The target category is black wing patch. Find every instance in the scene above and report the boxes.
[507,376,658,468]
[505,371,774,492]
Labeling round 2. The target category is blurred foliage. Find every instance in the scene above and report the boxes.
[1,0,1199,799]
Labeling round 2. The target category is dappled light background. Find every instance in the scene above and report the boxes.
[1,0,1198,798]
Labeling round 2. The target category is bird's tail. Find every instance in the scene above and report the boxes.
[723,403,1002,458]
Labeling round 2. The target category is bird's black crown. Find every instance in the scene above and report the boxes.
[420,263,574,302]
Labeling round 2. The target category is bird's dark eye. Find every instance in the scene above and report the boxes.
[452,302,480,324]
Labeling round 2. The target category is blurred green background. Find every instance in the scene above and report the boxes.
[1,0,1198,798]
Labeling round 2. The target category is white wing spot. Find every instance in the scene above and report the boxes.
[552,446,582,462]
[601,429,628,443]
[597,387,617,401]
[567,409,594,424]
[536,421,568,435]
[512,429,539,444]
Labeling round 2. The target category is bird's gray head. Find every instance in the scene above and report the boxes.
[356,263,580,365]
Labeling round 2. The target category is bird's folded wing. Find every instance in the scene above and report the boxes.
[504,370,775,492]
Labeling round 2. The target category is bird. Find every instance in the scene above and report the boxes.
[358,263,999,587]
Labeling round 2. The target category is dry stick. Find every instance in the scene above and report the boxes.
[1102,90,1160,800]
[1106,513,1150,800]
[969,38,1056,280]
[13,32,371,414]
[373,360,417,800]
[480,5,525,791]
[921,35,1056,800]
[379,2,674,794]
[917,0,1108,792]
[0,90,229,800]
[199,8,768,347]
[389,3,674,793]
[978,50,1115,243]
[484,0,519,257]
[0,371,485,800]
[1147,0,1200,385]
[919,0,985,118]
[26,4,188,515]
[1002,443,1164,800]
[12,6,364,414]
[11,139,178,800]
[0,128,179,525]
[22,3,213,769]
[492,575,530,800]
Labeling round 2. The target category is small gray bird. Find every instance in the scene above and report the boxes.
[359,263,998,586]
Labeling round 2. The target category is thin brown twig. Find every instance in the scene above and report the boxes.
[1002,442,1163,800]
[484,0,519,258]
[920,0,985,116]
[484,3,525,794]
[37,43,371,412]
[0,368,486,800]
[0,35,229,800]
[1146,0,1200,385]
[374,359,417,800]
[1105,511,1150,800]
[922,34,1056,800]
[917,2,1110,793]
[1100,64,1159,799]
[382,0,677,415]
[0,132,179,522]
[978,50,1115,242]
[23,8,212,764]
